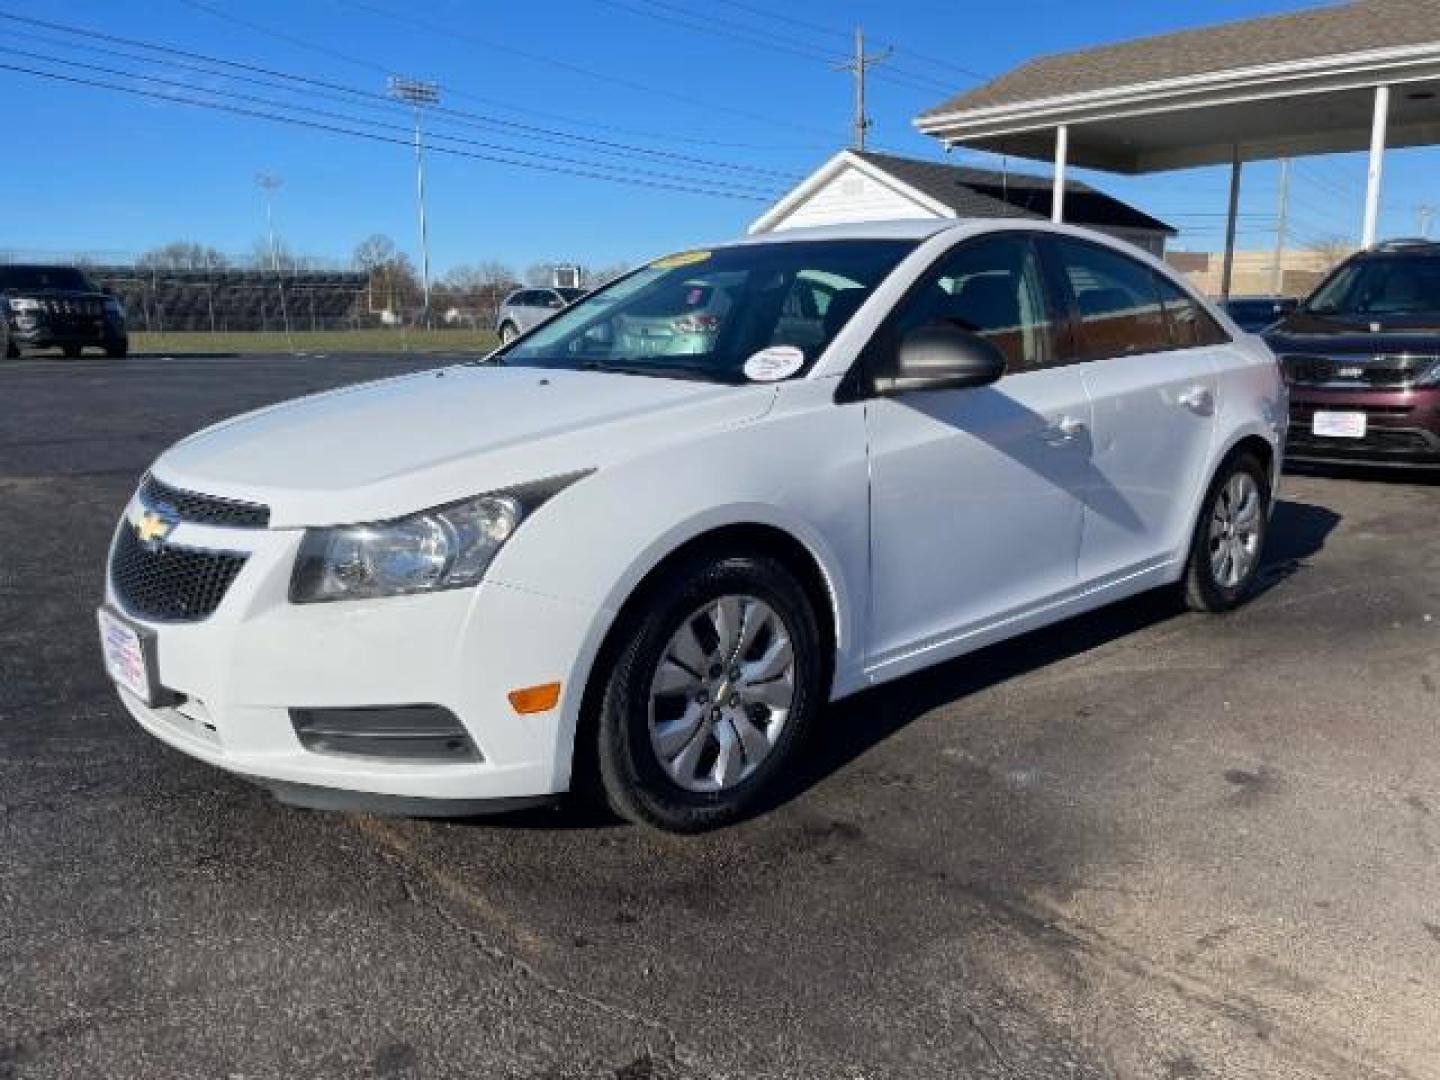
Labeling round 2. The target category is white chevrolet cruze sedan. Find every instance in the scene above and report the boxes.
[99,221,1285,832]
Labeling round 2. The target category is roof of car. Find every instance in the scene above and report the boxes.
[723,219,960,246]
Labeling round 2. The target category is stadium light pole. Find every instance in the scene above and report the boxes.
[255,172,294,350]
[388,76,439,327]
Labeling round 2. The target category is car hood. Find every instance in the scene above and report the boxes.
[1268,310,1440,354]
[152,364,775,527]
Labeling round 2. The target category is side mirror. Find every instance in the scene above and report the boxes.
[872,323,1007,395]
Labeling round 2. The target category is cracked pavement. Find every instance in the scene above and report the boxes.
[2,353,1439,1078]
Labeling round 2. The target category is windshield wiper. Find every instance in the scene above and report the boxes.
[575,359,717,382]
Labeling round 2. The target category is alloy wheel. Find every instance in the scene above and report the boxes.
[647,595,795,792]
[1208,471,1263,589]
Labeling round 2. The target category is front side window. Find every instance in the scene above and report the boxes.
[493,240,916,383]
[888,234,1056,373]
[1056,239,1169,359]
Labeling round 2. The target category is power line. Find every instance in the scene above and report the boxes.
[6,27,798,182]
[0,44,784,197]
[172,0,825,153]
[0,61,776,202]
[708,0,990,82]
[591,0,957,96]
[336,0,843,140]
[0,9,802,183]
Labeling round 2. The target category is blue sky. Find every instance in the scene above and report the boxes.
[3,0,1436,274]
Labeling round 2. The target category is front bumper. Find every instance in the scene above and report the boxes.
[1286,387,1440,467]
[104,507,607,810]
[9,314,126,349]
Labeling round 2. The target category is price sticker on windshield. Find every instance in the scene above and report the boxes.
[744,345,805,383]
[650,250,712,270]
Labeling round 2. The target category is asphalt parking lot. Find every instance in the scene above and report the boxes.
[3,351,1439,1080]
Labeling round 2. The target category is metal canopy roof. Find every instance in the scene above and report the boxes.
[915,0,1440,173]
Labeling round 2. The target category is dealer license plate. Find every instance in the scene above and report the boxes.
[97,607,153,704]
[1312,411,1367,439]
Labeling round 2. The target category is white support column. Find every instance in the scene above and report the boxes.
[1362,85,1390,249]
[1052,125,1068,223]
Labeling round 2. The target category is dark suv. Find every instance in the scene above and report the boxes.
[1,264,128,359]
[1267,240,1440,468]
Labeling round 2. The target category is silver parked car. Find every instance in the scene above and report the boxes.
[496,287,586,343]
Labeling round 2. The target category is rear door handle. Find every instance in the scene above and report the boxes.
[1043,415,1088,444]
[1178,385,1214,413]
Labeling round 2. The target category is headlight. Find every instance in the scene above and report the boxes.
[289,473,588,604]
[8,298,40,312]
[1415,359,1440,386]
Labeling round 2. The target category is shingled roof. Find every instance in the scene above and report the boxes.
[851,151,1175,234]
[921,0,1440,119]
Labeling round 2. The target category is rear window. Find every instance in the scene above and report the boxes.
[0,266,95,292]
[626,282,718,318]
[1055,238,1170,358]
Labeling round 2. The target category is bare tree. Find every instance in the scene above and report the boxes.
[1306,235,1355,268]
[442,261,518,325]
[583,262,631,288]
[352,233,397,273]
[138,241,230,271]
[350,234,421,319]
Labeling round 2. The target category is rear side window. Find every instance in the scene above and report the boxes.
[1056,239,1169,359]
[1155,273,1229,347]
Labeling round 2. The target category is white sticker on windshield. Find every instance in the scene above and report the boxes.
[743,345,804,383]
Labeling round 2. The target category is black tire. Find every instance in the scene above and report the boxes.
[62,344,82,359]
[1183,451,1271,613]
[594,551,824,833]
[105,341,129,359]
[3,339,17,359]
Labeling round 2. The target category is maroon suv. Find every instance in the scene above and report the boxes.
[1267,241,1440,468]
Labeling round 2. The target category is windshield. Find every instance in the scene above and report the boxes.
[555,287,586,303]
[492,239,917,383]
[0,266,96,292]
[1306,256,1440,317]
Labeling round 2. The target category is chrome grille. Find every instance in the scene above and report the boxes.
[1281,354,1436,389]
[140,474,270,529]
[110,526,247,622]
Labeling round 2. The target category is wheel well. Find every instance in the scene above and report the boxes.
[569,523,840,790]
[1226,434,1275,483]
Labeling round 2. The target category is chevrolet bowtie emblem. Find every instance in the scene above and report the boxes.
[136,510,176,546]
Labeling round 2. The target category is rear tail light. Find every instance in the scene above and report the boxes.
[672,314,719,334]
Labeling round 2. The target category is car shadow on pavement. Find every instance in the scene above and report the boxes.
[762,496,1342,820]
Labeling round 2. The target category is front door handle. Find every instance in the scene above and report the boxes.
[1178,385,1214,414]
[1043,415,1088,444]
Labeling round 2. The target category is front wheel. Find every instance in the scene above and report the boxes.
[2,332,16,359]
[62,344,82,358]
[595,552,825,832]
[1183,452,1270,613]
[105,341,129,358]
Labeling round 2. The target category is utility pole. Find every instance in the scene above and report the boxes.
[255,172,294,350]
[834,27,890,151]
[1272,158,1290,296]
[388,76,439,327]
